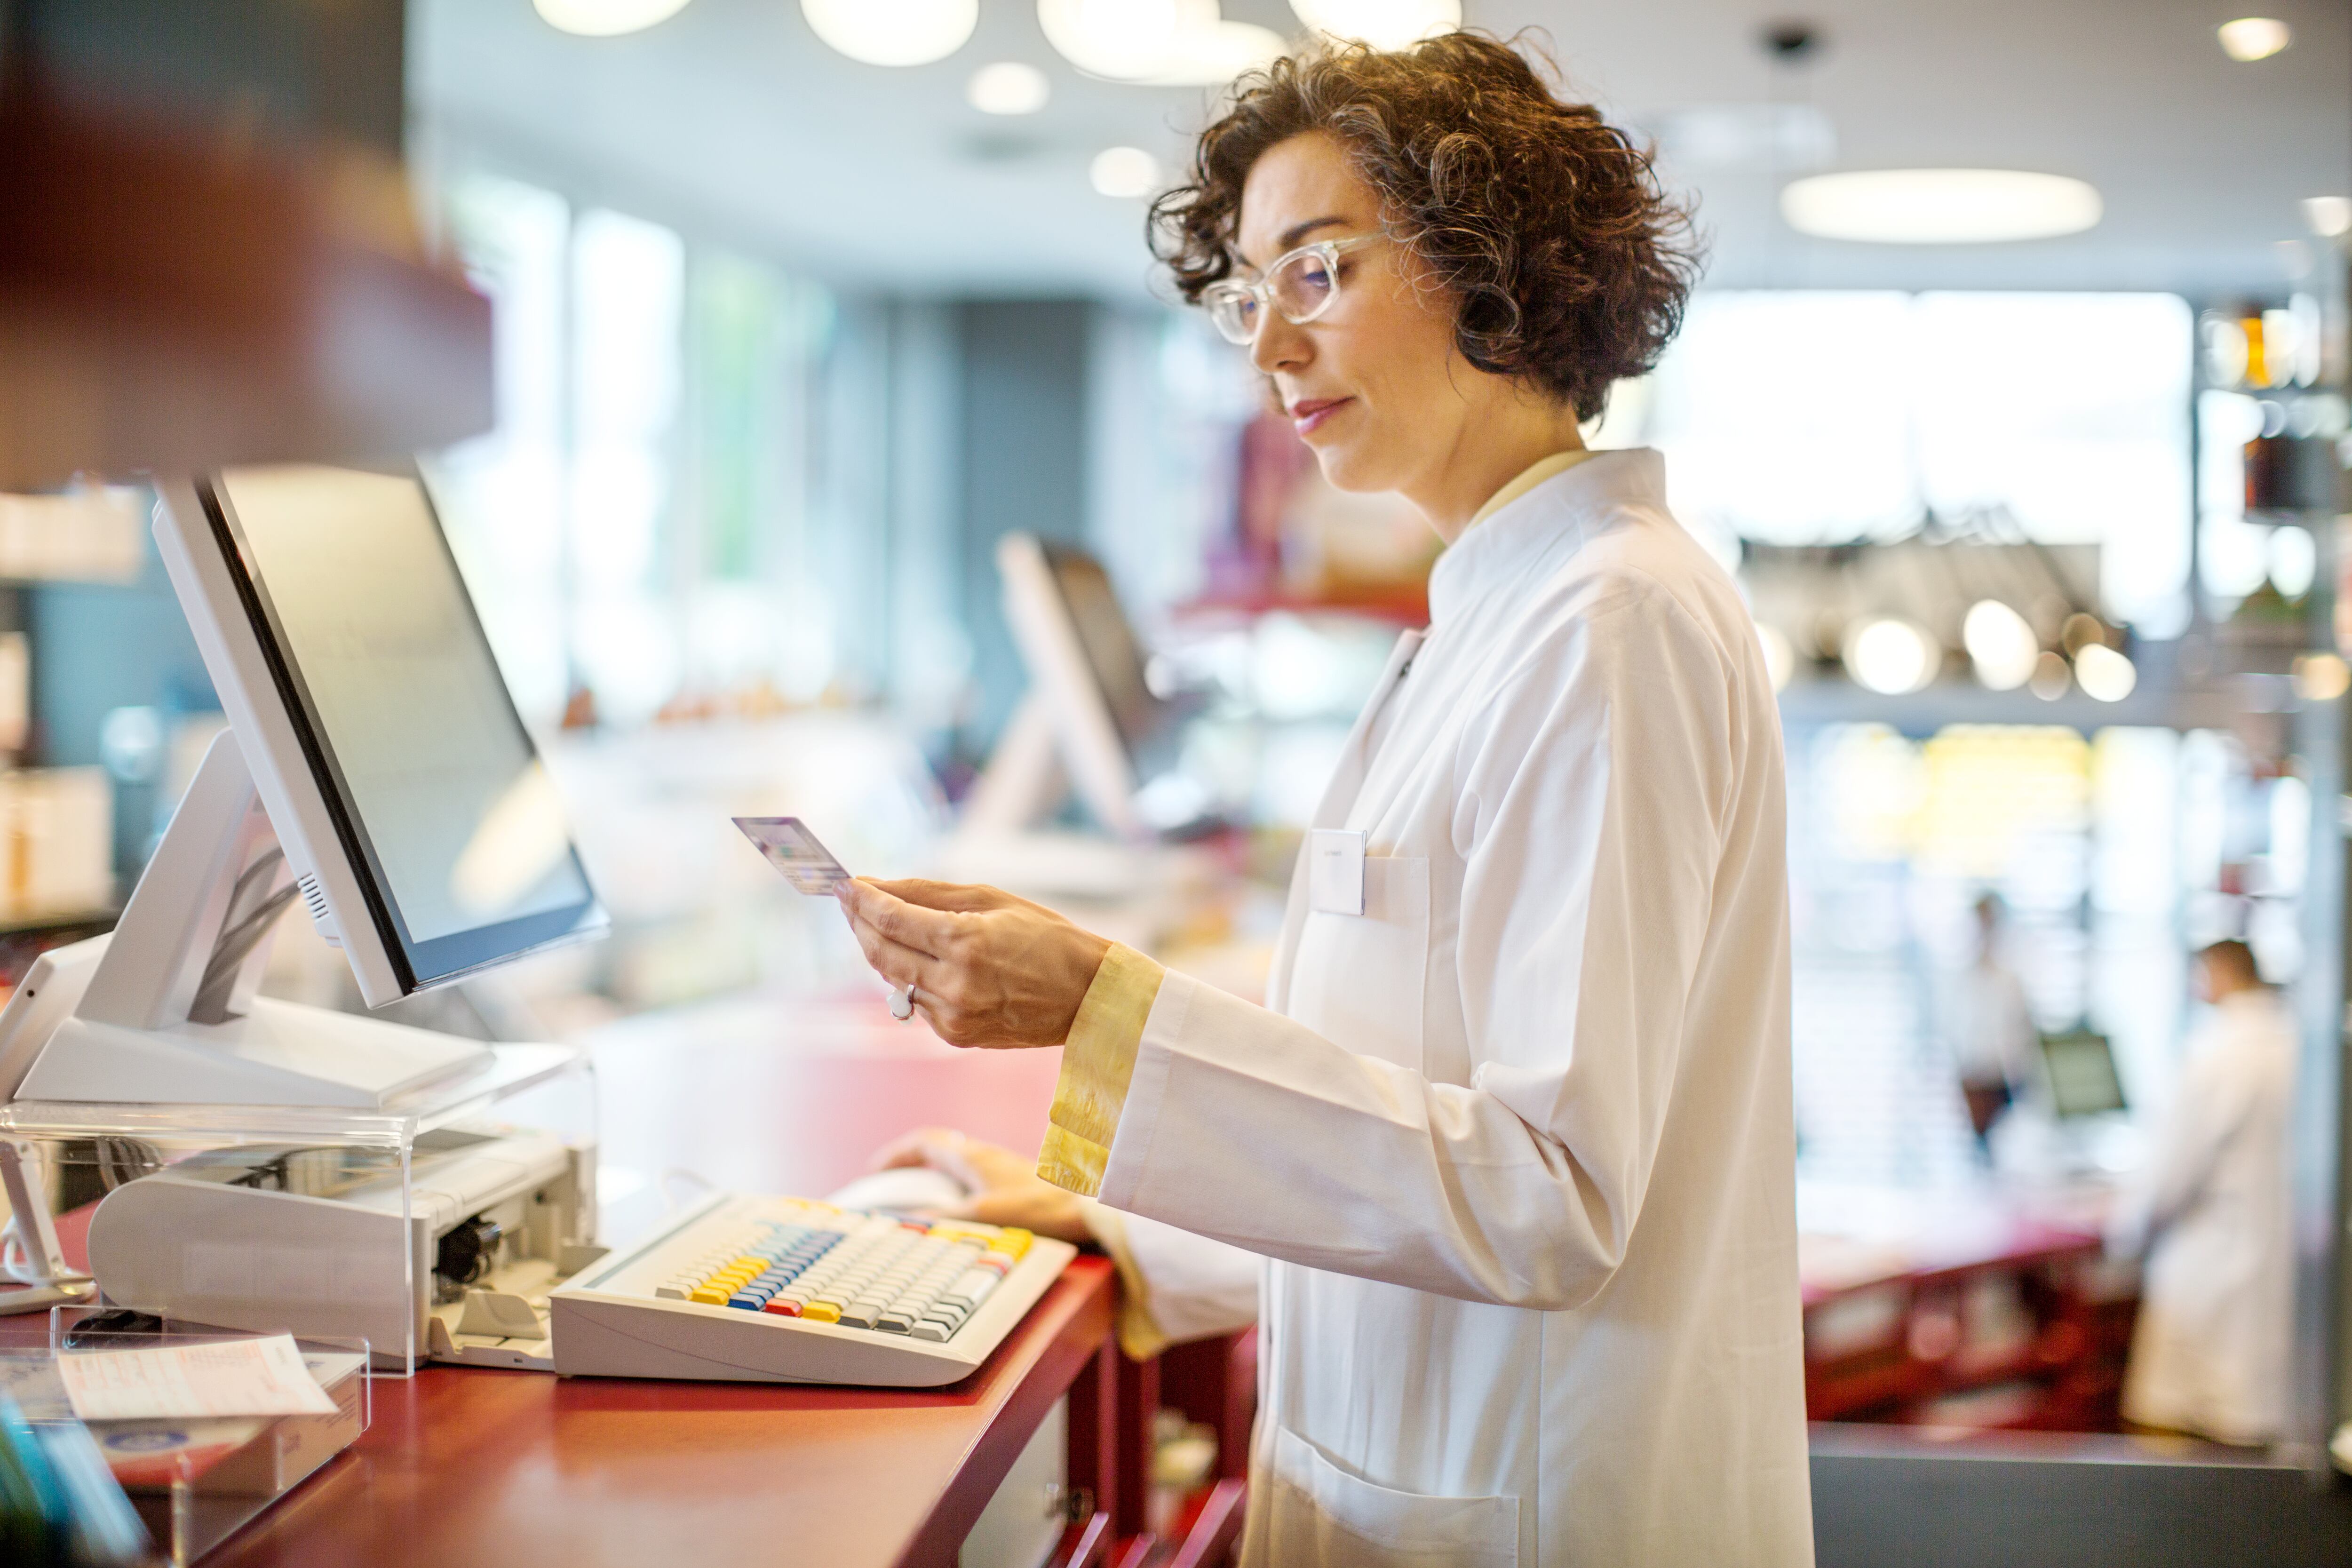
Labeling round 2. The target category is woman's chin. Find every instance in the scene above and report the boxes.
[1309,441,1402,496]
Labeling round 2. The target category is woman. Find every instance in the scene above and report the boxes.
[840,33,1811,1567]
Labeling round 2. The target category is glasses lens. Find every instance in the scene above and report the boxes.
[1269,248,1339,323]
[1203,285,1259,344]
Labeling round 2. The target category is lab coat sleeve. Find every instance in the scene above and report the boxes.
[1084,1202,1261,1360]
[1094,582,1739,1310]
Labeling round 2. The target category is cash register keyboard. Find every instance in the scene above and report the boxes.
[547,1192,1076,1387]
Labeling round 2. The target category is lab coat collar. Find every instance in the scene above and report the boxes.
[1427,448,1668,630]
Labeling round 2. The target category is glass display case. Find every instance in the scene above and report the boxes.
[0,1051,595,1376]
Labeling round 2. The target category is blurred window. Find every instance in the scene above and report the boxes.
[431,170,844,730]
[1642,291,2194,636]
[1788,719,2280,1192]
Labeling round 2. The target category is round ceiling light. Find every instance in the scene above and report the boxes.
[1962,600,2039,692]
[2218,17,2290,62]
[1289,0,1460,49]
[2072,644,2137,704]
[1091,146,1162,199]
[802,0,977,67]
[1038,0,1280,85]
[1781,169,2101,244]
[1843,618,1939,696]
[969,61,1052,114]
[533,0,693,36]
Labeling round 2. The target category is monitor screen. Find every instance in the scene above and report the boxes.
[2040,1029,2128,1119]
[201,465,596,991]
[1039,542,1167,766]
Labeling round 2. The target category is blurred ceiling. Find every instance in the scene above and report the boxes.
[413,0,2351,301]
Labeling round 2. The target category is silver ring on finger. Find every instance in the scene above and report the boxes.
[889,984,916,1022]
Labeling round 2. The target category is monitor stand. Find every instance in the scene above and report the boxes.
[10,731,495,1109]
[948,692,1155,899]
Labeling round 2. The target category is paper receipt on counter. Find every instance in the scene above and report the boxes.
[57,1334,337,1422]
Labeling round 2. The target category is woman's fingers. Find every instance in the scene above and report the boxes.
[871,1127,950,1171]
[839,900,947,998]
[838,879,968,959]
[865,877,1017,914]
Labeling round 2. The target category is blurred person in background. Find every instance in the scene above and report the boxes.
[1951,892,2039,1150]
[2107,939,2294,1444]
[842,32,1813,1568]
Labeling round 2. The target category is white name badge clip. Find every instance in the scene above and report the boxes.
[1308,828,1367,916]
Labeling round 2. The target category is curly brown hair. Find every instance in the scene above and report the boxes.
[1151,32,1700,423]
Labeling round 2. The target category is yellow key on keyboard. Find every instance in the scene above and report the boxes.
[801,1302,841,1323]
[689,1287,730,1305]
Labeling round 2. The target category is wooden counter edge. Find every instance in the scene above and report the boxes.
[896,1253,1117,1568]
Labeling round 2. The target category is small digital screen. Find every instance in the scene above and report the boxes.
[2040,1030,2127,1119]
[210,465,594,986]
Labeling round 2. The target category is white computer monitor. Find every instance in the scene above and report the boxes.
[168,465,600,1002]
[967,532,1188,844]
[2,463,604,1109]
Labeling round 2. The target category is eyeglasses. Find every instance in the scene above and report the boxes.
[1199,235,1381,345]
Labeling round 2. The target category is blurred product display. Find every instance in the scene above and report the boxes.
[0,1,491,489]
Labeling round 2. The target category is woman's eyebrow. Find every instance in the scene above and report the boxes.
[1278,215,1348,249]
[1240,215,1349,271]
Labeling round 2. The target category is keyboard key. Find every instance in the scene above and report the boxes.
[801,1302,841,1323]
[762,1299,802,1317]
[728,1294,764,1310]
[911,1321,952,1342]
[875,1312,915,1333]
[838,1304,880,1329]
[689,1287,730,1305]
[944,1269,998,1306]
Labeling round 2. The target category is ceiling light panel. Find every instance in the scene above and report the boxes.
[2217,18,2291,62]
[802,0,978,67]
[1091,146,1162,199]
[1780,169,2101,244]
[969,62,1051,114]
[1038,0,1281,85]
[1290,0,1460,49]
[534,0,693,37]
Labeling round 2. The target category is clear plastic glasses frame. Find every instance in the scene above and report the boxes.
[1200,234,1381,344]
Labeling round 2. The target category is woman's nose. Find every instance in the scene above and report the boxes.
[1250,313,1310,376]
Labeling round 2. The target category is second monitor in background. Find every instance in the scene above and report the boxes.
[960,533,1207,867]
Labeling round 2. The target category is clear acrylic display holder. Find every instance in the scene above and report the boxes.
[0,1046,596,1376]
[7,1310,373,1566]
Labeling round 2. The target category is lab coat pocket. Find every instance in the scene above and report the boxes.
[1286,855,1429,1072]
[1267,1427,1519,1567]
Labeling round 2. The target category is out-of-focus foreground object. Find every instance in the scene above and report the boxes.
[0,0,492,490]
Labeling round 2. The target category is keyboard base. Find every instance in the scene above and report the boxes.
[546,1192,1076,1387]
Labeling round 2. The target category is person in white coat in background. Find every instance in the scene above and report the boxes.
[839,33,1813,1567]
[2108,939,2296,1445]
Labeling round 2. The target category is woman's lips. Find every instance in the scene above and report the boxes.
[1290,397,1351,436]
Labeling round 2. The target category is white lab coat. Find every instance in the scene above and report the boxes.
[1097,451,1812,1567]
[2110,988,2296,1444]
[1949,959,2038,1090]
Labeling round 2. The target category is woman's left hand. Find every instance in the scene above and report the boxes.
[835,877,1112,1048]
[868,1127,1093,1243]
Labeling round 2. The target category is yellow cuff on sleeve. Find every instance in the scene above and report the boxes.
[1081,1202,1176,1362]
[1035,943,1164,1198]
